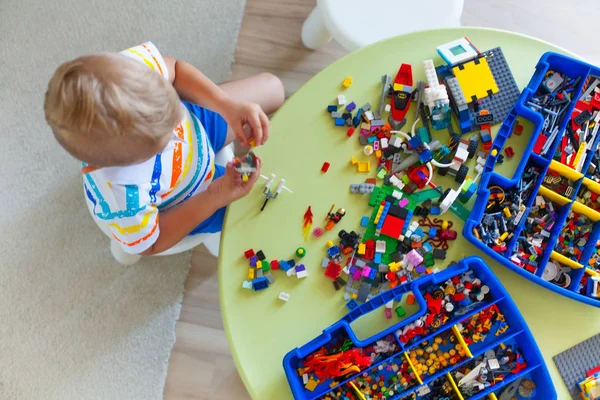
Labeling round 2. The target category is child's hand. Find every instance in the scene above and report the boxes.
[208,157,262,205]
[223,100,270,146]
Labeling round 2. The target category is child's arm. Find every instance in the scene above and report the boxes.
[141,158,261,255]
[163,56,269,147]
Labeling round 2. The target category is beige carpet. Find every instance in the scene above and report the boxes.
[0,0,245,398]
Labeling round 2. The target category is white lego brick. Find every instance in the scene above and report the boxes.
[380,138,389,148]
[455,147,469,162]
[375,240,386,253]
[392,190,402,200]
[337,94,346,106]
[286,267,296,277]
[384,104,391,113]
[278,292,290,302]
[437,37,479,66]
[364,111,374,121]
[242,281,253,289]
[296,270,308,279]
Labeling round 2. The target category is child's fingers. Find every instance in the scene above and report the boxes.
[259,112,270,144]
[248,113,263,146]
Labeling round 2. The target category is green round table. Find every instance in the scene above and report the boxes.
[219,27,600,399]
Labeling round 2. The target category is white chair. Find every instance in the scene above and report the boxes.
[301,0,465,51]
[86,144,234,265]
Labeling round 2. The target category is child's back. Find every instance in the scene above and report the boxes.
[45,41,284,255]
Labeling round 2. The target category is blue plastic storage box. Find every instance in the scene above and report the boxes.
[283,256,555,400]
[464,52,600,307]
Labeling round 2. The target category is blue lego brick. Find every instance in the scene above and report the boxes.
[373,253,382,264]
[408,135,422,149]
[279,260,291,271]
[353,108,363,127]
[335,118,345,126]
[327,105,337,112]
[252,277,269,291]
[360,216,369,227]
[345,299,359,311]
[327,245,341,258]
[418,149,433,163]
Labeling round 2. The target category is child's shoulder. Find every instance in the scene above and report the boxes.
[119,42,169,81]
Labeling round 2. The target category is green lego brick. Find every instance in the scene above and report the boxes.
[409,189,441,204]
[395,306,406,318]
[450,201,471,222]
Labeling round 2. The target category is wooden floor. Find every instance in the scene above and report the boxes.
[164,0,600,398]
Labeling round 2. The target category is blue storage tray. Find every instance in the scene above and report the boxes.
[464,52,600,307]
[283,256,554,400]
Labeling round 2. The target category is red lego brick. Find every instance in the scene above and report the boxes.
[244,249,255,259]
[325,261,342,279]
[514,124,523,136]
[347,127,355,137]
[270,260,279,270]
[533,134,547,154]
[505,146,514,157]
[365,178,377,184]
[321,162,330,173]
[380,215,405,239]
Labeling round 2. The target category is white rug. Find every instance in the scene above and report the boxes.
[0,0,245,398]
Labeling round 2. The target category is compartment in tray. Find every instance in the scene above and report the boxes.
[506,187,571,275]
[455,303,515,357]
[406,328,470,381]
[319,352,420,400]
[472,160,545,256]
[451,337,532,399]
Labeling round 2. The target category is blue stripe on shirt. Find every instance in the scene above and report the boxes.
[125,184,139,210]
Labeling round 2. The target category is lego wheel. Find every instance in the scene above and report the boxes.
[437,156,452,176]
[467,139,478,159]
[455,165,468,183]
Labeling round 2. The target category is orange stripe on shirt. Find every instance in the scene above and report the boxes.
[170,123,184,187]
[112,219,159,247]
[161,120,194,199]
[141,44,164,76]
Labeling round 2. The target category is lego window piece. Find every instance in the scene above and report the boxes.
[437,37,479,66]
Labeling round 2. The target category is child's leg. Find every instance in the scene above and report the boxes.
[218,73,285,146]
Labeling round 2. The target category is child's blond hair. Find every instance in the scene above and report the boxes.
[44,52,183,167]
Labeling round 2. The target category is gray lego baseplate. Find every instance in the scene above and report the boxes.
[553,333,600,399]
[474,47,521,125]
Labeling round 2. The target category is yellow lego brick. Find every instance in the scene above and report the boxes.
[248,268,255,279]
[452,57,498,101]
[305,379,318,391]
[388,262,401,272]
[358,243,366,255]
[350,156,358,165]
[342,76,353,88]
[393,83,405,91]
[357,161,371,172]
[375,150,382,158]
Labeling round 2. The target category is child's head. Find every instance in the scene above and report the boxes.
[44,52,183,167]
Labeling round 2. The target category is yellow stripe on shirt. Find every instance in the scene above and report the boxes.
[109,208,156,235]
[125,48,156,70]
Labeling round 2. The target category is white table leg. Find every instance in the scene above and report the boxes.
[301,6,332,50]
